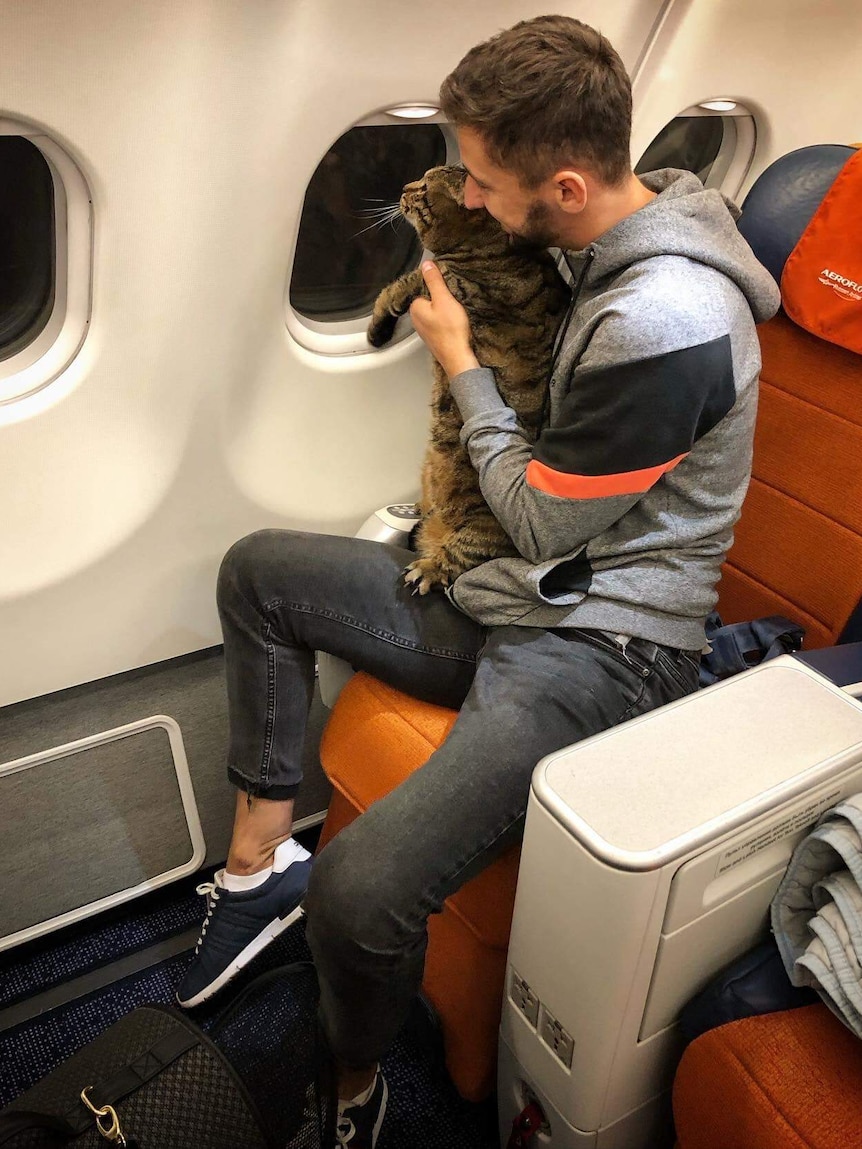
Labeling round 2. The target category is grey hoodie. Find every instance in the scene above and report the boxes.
[446,169,781,650]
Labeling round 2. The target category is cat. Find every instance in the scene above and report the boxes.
[367,164,569,594]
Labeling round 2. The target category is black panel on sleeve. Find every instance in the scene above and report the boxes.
[534,335,736,476]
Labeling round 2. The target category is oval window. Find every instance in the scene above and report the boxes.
[0,136,55,362]
[289,123,448,325]
[0,121,92,408]
[635,107,756,196]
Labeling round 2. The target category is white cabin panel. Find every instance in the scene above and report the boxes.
[0,0,663,706]
[631,0,862,196]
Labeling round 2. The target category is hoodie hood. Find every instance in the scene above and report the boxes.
[577,168,781,324]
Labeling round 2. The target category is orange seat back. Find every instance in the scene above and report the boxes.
[718,313,862,647]
[718,147,862,647]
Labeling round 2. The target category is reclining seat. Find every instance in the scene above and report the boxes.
[317,143,862,1105]
[672,143,862,1149]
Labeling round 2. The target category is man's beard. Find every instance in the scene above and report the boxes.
[506,198,558,250]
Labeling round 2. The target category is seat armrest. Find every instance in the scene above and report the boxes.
[354,503,420,545]
[317,504,421,708]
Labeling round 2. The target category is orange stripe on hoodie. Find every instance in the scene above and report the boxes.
[526,452,688,498]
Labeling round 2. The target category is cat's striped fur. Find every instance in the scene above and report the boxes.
[368,165,569,594]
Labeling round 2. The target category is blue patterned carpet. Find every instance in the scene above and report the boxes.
[0,870,212,1011]
[0,897,499,1148]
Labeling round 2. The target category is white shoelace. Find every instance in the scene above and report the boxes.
[194,881,220,953]
[335,1115,356,1146]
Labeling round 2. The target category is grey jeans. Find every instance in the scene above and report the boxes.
[217,529,700,1067]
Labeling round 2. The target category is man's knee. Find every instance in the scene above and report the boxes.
[216,529,303,609]
[305,828,412,961]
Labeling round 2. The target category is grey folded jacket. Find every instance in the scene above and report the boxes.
[771,793,862,1038]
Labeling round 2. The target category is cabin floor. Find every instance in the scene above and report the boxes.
[0,827,500,1148]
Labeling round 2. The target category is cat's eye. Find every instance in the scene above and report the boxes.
[286,111,457,356]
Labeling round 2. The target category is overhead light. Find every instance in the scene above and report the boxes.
[385,104,440,120]
[699,99,738,113]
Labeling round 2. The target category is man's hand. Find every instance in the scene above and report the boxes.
[409,261,481,379]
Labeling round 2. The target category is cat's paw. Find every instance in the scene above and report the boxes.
[367,314,397,347]
[403,557,451,595]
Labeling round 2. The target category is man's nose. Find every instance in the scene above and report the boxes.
[463,175,484,210]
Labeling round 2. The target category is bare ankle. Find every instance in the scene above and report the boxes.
[226,792,295,875]
[226,833,292,875]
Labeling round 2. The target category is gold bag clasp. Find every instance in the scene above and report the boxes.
[80,1086,128,1147]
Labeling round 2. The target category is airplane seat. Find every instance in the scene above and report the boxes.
[673,143,862,1148]
[716,142,862,648]
[315,143,862,1110]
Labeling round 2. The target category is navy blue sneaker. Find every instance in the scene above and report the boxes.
[336,1072,388,1149]
[176,857,311,1008]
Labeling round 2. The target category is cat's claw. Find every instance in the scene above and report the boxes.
[403,559,450,596]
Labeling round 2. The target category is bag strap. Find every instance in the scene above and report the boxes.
[0,1110,74,1144]
[62,1024,199,1134]
[209,960,317,1038]
[700,613,805,685]
[209,960,336,1148]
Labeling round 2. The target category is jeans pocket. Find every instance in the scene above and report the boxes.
[655,647,700,694]
[575,629,655,677]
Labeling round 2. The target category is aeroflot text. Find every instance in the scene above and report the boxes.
[821,268,862,292]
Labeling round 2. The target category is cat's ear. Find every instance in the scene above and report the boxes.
[443,165,467,206]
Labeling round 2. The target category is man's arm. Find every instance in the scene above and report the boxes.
[410,261,735,565]
[449,336,735,563]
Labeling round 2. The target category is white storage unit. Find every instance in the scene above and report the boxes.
[498,657,862,1148]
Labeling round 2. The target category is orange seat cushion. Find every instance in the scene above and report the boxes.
[718,312,862,646]
[318,671,520,1101]
[673,1004,862,1148]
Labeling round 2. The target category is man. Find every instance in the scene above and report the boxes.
[178,15,780,1147]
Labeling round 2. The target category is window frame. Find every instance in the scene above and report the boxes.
[636,101,757,201]
[285,109,457,358]
[0,120,93,406]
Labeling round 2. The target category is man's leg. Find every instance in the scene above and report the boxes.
[305,626,700,1082]
[177,528,485,1007]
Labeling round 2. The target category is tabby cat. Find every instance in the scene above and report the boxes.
[368,164,569,594]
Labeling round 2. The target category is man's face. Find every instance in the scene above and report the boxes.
[457,126,559,249]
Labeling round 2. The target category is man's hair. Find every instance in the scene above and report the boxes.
[439,15,632,188]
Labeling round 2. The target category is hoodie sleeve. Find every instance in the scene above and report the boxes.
[449,313,737,564]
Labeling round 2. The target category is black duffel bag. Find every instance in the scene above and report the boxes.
[0,962,335,1149]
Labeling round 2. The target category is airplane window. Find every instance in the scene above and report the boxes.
[636,116,730,185]
[0,136,55,361]
[290,124,447,322]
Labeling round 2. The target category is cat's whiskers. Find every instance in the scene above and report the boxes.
[355,202,400,213]
[350,206,404,239]
[354,198,401,217]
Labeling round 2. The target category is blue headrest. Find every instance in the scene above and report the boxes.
[738,144,856,286]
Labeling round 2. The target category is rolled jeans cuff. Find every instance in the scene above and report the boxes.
[227,766,301,801]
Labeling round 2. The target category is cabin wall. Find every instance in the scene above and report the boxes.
[0,0,662,709]
[632,0,862,197]
[0,0,859,710]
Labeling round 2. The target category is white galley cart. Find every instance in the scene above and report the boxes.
[498,656,862,1148]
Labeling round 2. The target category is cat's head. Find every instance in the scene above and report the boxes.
[399,165,510,256]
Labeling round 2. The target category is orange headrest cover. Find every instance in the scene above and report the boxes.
[780,148,862,355]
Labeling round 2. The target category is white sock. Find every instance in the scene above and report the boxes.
[220,837,311,891]
[338,1072,378,1111]
[220,866,271,892]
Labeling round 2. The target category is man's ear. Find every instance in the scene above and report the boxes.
[553,171,588,215]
